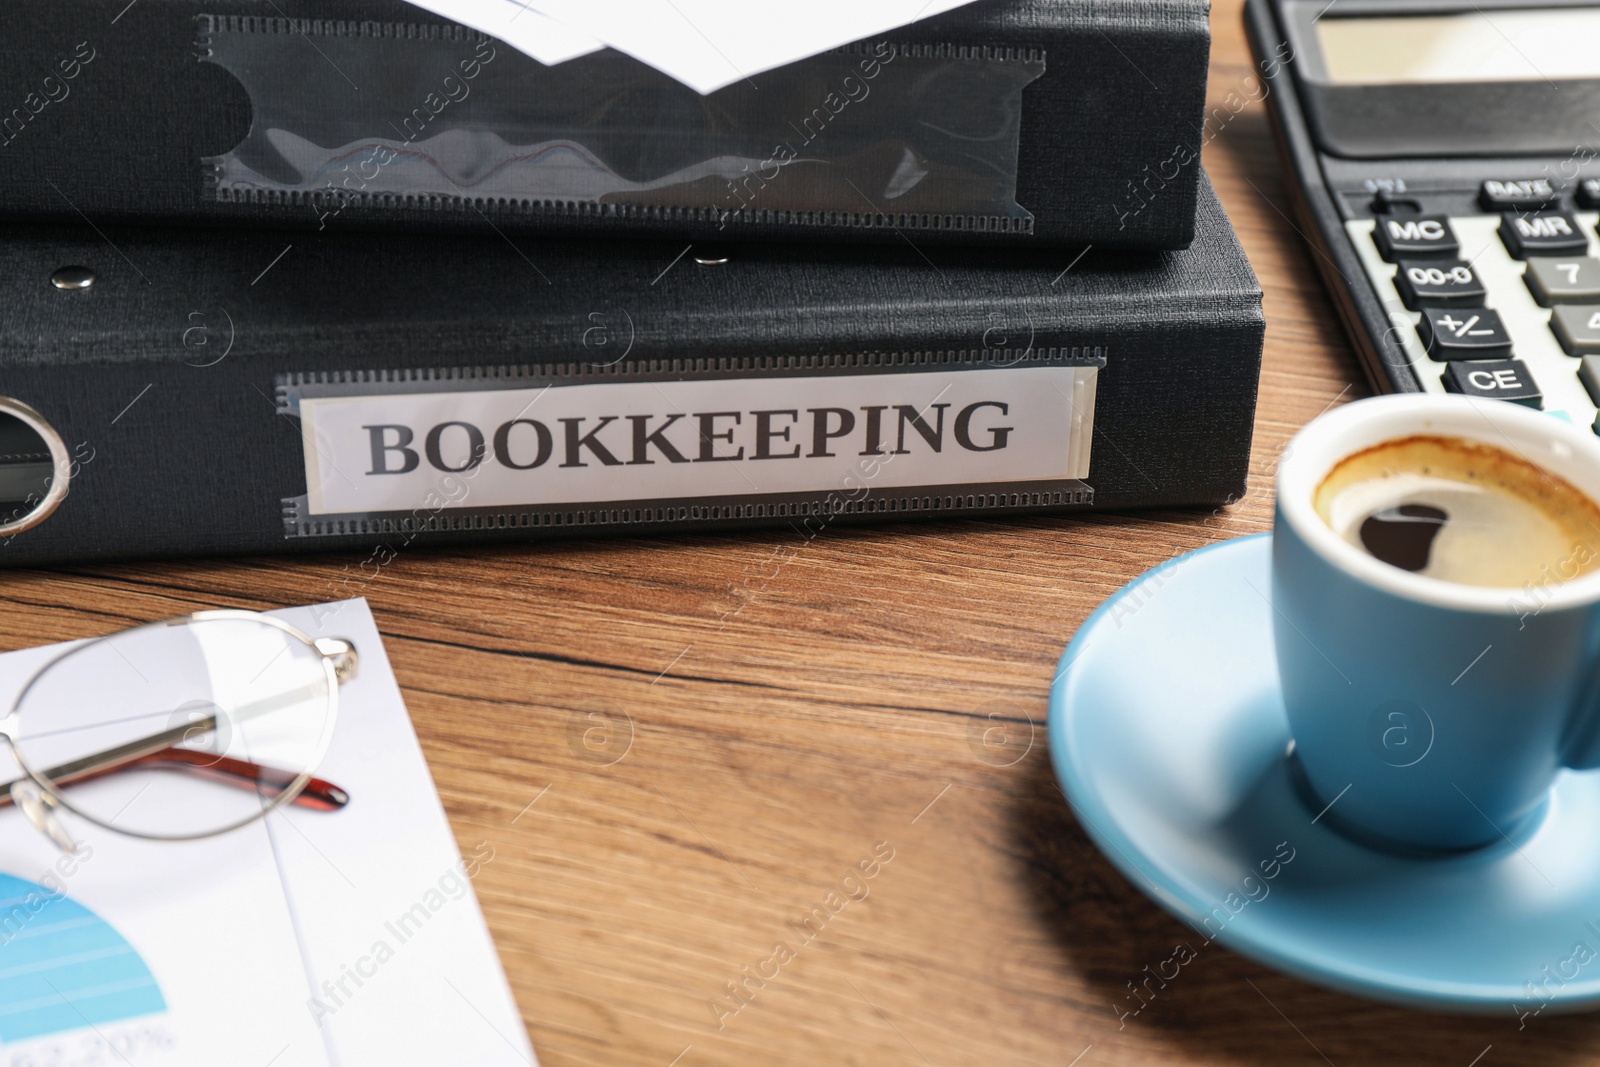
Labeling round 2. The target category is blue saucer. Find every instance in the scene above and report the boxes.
[1049,532,1600,1015]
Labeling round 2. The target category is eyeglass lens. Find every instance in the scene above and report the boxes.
[8,616,334,839]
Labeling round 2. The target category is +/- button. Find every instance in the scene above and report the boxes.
[1525,257,1600,306]
[1480,179,1558,211]
[1500,212,1589,257]
[1394,260,1485,309]
[1417,307,1513,360]
[1373,214,1458,261]
[1443,359,1542,407]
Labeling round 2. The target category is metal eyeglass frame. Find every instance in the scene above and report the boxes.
[0,610,357,851]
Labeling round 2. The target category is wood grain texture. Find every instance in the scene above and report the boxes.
[5,2,1600,1063]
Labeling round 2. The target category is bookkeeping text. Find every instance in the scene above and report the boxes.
[297,366,1094,516]
[360,401,1016,476]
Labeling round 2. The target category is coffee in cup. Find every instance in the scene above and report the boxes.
[1312,434,1600,588]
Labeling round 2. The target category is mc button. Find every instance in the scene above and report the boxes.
[1373,214,1458,261]
[1442,359,1542,407]
[1394,260,1485,309]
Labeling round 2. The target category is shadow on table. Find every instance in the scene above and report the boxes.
[1005,742,1600,1067]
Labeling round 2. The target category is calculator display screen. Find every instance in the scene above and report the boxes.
[1316,10,1600,85]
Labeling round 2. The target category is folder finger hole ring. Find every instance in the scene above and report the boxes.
[0,397,70,537]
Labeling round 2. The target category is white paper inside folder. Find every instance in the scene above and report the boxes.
[402,0,605,66]
[406,0,985,94]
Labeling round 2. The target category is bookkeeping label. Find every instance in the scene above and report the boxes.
[297,366,1097,516]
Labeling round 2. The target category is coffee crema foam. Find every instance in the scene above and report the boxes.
[1313,434,1600,589]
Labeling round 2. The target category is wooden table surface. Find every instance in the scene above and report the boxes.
[8,2,1600,1064]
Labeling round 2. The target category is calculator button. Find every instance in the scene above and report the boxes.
[1580,179,1600,210]
[1417,308,1513,360]
[1579,357,1600,407]
[1480,179,1558,211]
[1373,215,1458,261]
[1524,258,1600,306]
[1500,212,1589,257]
[1555,306,1600,356]
[1370,189,1423,215]
[1394,260,1485,309]
[1442,360,1542,407]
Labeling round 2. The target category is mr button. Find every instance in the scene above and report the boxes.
[1500,212,1589,257]
[1373,215,1458,260]
[1442,360,1542,407]
[1394,260,1485,309]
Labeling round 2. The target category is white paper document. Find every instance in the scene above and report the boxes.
[405,0,984,93]
[406,0,603,65]
[0,600,536,1067]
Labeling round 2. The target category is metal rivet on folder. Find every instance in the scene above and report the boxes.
[50,266,96,291]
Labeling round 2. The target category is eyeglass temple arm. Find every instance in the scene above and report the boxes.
[1,715,349,812]
[129,748,347,810]
[2,749,349,812]
[1,637,356,815]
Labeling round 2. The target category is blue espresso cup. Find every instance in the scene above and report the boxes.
[1273,394,1600,851]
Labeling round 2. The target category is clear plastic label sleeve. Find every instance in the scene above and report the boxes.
[296,366,1097,516]
[199,18,1042,233]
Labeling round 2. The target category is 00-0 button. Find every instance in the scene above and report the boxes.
[1395,260,1486,309]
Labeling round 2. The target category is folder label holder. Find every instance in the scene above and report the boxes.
[280,357,1100,538]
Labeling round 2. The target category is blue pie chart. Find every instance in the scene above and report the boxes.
[0,874,166,1043]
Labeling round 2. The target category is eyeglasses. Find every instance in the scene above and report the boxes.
[0,610,356,851]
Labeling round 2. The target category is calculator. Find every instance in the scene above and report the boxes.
[1245,0,1600,425]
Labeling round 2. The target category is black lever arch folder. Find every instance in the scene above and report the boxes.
[0,0,1210,250]
[0,174,1261,568]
